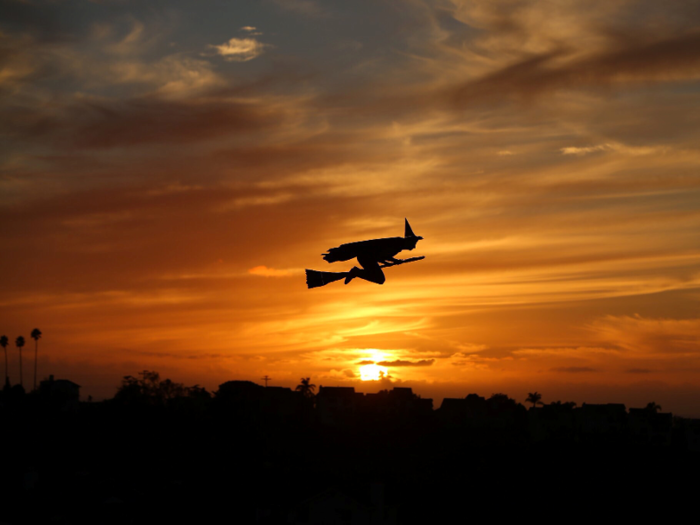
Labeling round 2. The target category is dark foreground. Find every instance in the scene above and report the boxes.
[1,383,699,524]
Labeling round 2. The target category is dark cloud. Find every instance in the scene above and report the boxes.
[626,368,653,374]
[64,97,281,149]
[451,32,700,105]
[0,0,70,43]
[551,367,599,373]
[377,359,435,367]
[128,350,231,360]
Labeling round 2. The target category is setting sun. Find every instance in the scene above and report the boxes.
[360,364,389,381]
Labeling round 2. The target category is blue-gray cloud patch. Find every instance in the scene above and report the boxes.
[377,359,435,367]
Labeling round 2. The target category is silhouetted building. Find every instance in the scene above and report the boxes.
[437,394,487,427]
[528,403,576,442]
[363,387,432,420]
[215,381,303,421]
[577,403,627,435]
[628,408,673,445]
[316,386,363,426]
[679,418,700,451]
[260,385,304,418]
[39,375,80,411]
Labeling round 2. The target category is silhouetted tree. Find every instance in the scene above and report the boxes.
[159,378,186,400]
[296,377,316,399]
[645,402,662,413]
[526,392,544,408]
[1,335,8,388]
[489,393,509,405]
[187,384,212,400]
[15,336,25,387]
[31,328,41,391]
[488,393,522,411]
[113,370,192,406]
[139,370,161,397]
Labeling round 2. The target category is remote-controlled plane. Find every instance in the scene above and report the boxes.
[305,219,425,288]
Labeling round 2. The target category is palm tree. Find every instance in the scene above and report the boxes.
[645,402,662,413]
[31,328,42,391]
[16,336,25,388]
[295,377,316,399]
[526,391,543,408]
[1,335,9,388]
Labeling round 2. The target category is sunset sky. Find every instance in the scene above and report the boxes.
[2,0,699,414]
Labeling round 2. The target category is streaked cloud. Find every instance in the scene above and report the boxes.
[561,145,612,156]
[589,315,700,356]
[551,367,599,373]
[561,143,663,156]
[248,266,301,277]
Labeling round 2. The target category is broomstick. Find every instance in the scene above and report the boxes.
[305,256,425,289]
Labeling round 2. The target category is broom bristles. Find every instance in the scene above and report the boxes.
[305,269,348,289]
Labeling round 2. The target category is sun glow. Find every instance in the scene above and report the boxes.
[359,363,388,381]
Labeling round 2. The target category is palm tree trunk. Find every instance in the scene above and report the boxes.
[19,349,22,388]
[3,348,7,387]
[34,340,38,391]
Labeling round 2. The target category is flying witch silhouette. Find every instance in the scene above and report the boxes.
[305,219,425,288]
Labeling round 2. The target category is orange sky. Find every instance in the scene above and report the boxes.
[1,0,699,414]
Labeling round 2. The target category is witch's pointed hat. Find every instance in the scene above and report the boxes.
[404,218,423,240]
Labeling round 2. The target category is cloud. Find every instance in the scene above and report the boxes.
[216,193,294,212]
[248,266,299,277]
[455,343,488,354]
[119,55,223,97]
[210,37,269,61]
[560,143,661,156]
[272,0,327,18]
[377,359,435,367]
[512,347,617,357]
[561,145,611,156]
[449,32,700,106]
[56,96,281,149]
[589,315,700,356]
[550,366,598,373]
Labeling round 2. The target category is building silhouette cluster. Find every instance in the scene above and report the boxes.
[1,374,699,524]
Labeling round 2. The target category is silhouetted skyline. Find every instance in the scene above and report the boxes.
[2,369,698,523]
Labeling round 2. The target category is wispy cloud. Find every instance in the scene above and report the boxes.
[248,266,300,277]
[561,143,662,156]
[560,145,611,156]
[589,315,700,356]
[210,37,269,61]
